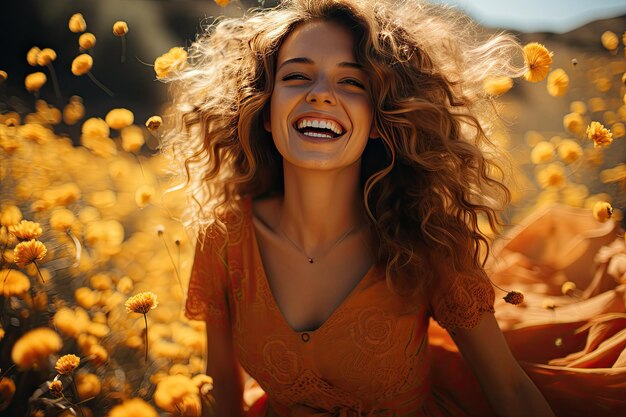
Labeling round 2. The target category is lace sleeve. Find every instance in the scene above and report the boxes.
[184,224,230,327]
[427,260,495,330]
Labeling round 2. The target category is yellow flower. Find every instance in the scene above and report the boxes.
[0,377,16,410]
[14,239,47,268]
[8,220,42,241]
[25,72,47,92]
[536,163,566,189]
[483,76,513,96]
[154,47,188,79]
[50,209,76,232]
[105,108,134,130]
[11,328,62,369]
[588,97,606,113]
[71,54,93,76]
[87,343,109,366]
[107,398,158,417]
[145,115,162,131]
[214,0,230,6]
[612,122,625,139]
[79,33,96,50]
[503,290,524,305]
[586,121,613,148]
[121,125,144,153]
[18,123,54,144]
[63,96,85,125]
[113,21,129,36]
[592,201,613,223]
[135,185,155,208]
[0,205,22,227]
[570,100,586,114]
[75,287,100,309]
[69,13,87,33]
[530,141,555,164]
[48,380,63,398]
[600,164,626,187]
[557,139,583,164]
[117,276,134,294]
[36,48,56,66]
[523,42,553,83]
[125,292,158,314]
[563,112,584,135]
[1,269,31,298]
[81,117,109,139]
[153,374,201,415]
[27,47,41,66]
[601,31,619,51]
[55,354,80,375]
[561,281,576,296]
[546,68,569,97]
[76,373,101,401]
[0,71,7,84]
[53,307,90,337]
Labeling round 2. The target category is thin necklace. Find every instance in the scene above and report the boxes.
[279,225,359,264]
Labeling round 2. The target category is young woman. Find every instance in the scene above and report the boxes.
[164,0,556,415]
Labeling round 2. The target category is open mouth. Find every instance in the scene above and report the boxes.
[294,117,345,139]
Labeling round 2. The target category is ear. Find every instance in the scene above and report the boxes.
[263,106,271,133]
[368,121,380,140]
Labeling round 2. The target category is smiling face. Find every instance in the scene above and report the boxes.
[265,19,377,171]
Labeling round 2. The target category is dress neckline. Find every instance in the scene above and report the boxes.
[245,196,378,335]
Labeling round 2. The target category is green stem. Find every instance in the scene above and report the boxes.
[33,261,45,284]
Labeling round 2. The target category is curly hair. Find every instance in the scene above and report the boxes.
[162,0,525,295]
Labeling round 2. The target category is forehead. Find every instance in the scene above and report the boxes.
[277,20,357,63]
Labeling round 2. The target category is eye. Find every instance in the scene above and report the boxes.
[282,73,310,81]
[340,78,365,89]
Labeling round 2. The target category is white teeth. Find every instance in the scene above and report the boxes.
[303,132,333,138]
[296,118,344,135]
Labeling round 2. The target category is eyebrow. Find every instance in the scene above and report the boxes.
[278,57,363,71]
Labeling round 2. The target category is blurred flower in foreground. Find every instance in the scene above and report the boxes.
[536,163,566,189]
[63,96,85,125]
[107,398,158,417]
[557,139,583,164]
[145,115,162,131]
[586,121,613,148]
[11,327,62,369]
[27,47,41,66]
[523,42,553,82]
[600,164,626,188]
[69,13,87,33]
[79,33,96,50]
[71,54,93,76]
[601,31,619,51]
[593,201,613,223]
[0,205,22,227]
[154,47,188,80]
[55,354,80,375]
[105,108,134,130]
[135,185,156,208]
[214,0,230,6]
[154,374,201,416]
[36,48,56,66]
[25,72,47,93]
[0,377,16,411]
[530,141,555,164]
[121,125,144,153]
[563,112,584,135]
[0,70,7,84]
[483,76,513,96]
[76,373,101,401]
[1,269,30,298]
[546,68,569,97]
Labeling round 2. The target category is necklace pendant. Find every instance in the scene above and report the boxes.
[308,258,314,264]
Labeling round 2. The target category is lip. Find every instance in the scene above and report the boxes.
[294,127,345,142]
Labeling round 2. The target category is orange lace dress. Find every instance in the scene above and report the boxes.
[185,198,497,416]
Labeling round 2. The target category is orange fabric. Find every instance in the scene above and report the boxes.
[185,201,626,416]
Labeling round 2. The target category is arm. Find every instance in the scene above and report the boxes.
[204,320,245,417]
[450,311,555,417]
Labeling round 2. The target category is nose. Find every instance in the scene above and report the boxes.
[305,77,336,106]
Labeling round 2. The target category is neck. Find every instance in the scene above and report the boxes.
[278,160,365,254]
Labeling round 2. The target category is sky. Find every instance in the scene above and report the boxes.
[430,0,626,33]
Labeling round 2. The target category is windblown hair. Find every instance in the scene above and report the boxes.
[162,0,525,294]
